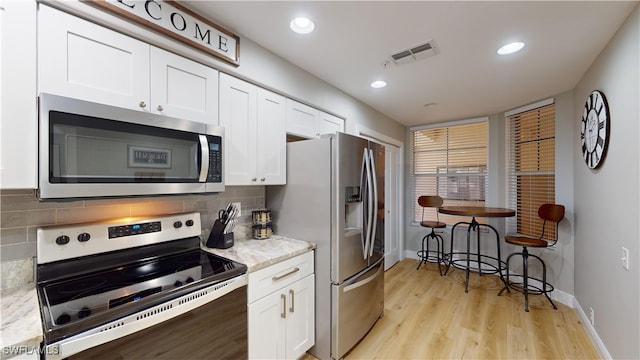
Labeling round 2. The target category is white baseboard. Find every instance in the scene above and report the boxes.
[574,299,612,360]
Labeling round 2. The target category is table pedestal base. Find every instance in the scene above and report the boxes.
[445,217,507,292]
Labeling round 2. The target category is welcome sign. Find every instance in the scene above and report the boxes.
[88,0,240,66]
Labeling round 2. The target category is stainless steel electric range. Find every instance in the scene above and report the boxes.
[36,212,248,360]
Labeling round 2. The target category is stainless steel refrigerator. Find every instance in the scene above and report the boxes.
[266,132,384,360]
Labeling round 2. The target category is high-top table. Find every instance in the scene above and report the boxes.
[439,206,516,292]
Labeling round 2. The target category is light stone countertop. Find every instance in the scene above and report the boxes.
[0,285,42,359]
[201,234,316,272]
[0,234,313,358]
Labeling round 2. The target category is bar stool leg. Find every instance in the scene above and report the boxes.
[416,233,428,270]
[435,233,444,276]
[522,247,530,312]
[531,253,558,310]
[417,230,445,276]
[498,253,515,296]
[465,224,472,292]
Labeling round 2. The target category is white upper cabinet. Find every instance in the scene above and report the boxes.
[256,88,287,185]
[316,111,345,136]
[38,5,150,111]
[38,5,218,124]
[286,98,344,139]
[1,0,37,189]
[149,47,218,124]
[219,73,286,185]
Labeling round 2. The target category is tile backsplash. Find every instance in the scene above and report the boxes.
[0,186,265,289]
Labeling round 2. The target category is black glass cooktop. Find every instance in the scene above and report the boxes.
[36,237,246,343]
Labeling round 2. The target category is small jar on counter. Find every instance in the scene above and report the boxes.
[252,223,272,240]
[252,209,272,224]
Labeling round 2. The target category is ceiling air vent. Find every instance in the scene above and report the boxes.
[390,40,436,65]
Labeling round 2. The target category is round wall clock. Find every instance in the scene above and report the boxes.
[581,90,610,169]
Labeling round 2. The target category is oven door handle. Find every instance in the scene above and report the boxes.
[198,135,209,182]
[48,275,247,360]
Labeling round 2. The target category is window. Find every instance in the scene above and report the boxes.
[506,101,556,240]
[411,120,488,225]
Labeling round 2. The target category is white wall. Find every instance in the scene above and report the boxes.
[573,4,640,359]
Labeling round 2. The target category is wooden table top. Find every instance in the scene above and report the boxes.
[439,206,516,218]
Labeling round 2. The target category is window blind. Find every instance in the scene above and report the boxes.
[412,121,488,225]
[506,103,556,240]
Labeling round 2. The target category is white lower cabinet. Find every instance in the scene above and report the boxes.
[248,251,315,359]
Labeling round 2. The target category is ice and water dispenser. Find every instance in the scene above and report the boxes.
[344,185,363,240]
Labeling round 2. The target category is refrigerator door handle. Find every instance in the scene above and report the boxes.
[364,149,375,260]
[368,148,378,258]
[360,150,369,259]
[343,263,383,293]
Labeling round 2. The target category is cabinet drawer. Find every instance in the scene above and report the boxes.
[248,251,314,303]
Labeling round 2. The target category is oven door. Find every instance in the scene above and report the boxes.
[38,93,224,199]
[43,276,247,360]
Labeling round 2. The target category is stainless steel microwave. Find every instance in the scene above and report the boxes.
[38,93,224,200]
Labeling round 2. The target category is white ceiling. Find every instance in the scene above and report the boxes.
[181,1,637,127]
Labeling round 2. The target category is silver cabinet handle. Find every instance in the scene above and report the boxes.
[289,289,295,313]
[281,294,286,318]
[261,177,266,182]
[139,101,146,108]
[251,177,257,182]
[157,105,163,112]
[272,267,300,281]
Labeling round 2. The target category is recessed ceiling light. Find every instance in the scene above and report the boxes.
[290,17,315,34]
[370,80,387,89]
[497,41,525,55]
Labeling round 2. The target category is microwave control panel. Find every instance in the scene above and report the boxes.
[207,135,223,183]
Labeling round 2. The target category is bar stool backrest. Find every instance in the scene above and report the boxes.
[418,195,444,223]
[538,203,565,244]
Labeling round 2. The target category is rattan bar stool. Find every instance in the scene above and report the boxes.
[499,203,565,311]
[416,195,447,275]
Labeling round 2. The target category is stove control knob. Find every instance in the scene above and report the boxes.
[174,280,183,287]
[77,233,91,242]
[56,313,71,325]
[173,221,183,229]
[78,307,91,319]
[186,277,194,284]
[185,219,194,227]
[55,235,70,245]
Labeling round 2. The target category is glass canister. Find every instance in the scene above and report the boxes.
[252,209,272,239]
[252,223,272,240]
[252,209,272,224]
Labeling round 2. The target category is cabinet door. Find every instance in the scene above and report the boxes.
[248,291,287,360]
[150,47,219,124]
[1,0,37,189]
[286,99,317,138]
[219,73,257,185]
[38,5,150,111]
[286,275,316,360]
[317,111,345,135]
[257,89,286,185]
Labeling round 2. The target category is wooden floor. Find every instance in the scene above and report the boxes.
[304,259,600,360]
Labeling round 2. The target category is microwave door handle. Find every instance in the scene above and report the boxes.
[368,148,378,258]
[198,135,209,182]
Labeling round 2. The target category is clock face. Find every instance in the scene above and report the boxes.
[581,90,609,169]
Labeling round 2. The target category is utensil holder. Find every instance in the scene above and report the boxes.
[206,219,234,249]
